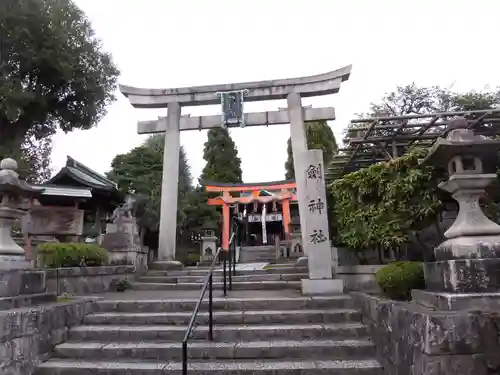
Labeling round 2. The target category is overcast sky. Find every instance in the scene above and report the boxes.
[50,0,500,183]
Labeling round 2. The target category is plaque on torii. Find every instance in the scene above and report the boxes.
[216,89,249,128]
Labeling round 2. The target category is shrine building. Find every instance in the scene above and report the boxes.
[203,180,298,251]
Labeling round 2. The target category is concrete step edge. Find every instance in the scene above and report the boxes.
[149,267,309,275]
[56,338,375,350]
[95,295,352,304]
[132,281,302,285]
[140,275,308,280]
[37,358,382,371]
[72,322,366,332]
[86,308,360,317]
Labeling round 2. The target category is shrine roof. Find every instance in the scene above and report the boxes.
[241,190,274,197]
[30,184,92,198]
[202,179,296,192]
[47,156,119,192]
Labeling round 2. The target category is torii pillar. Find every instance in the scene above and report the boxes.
[158,102,181,266]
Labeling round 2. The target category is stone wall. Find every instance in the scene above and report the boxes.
[0,298,95,375]
[0,269,55,310]
[352,292,500,375]
[336,265,382,292]
[45,265,135,295]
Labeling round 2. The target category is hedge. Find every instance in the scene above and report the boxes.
[375,261,425,300]
[38,242,109,268]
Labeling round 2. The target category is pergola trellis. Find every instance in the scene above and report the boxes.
[326,108,500,180]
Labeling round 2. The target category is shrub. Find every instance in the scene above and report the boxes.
[38,242,109,268]
[116,279,132,292]
[183,253,200,267]
[375,261,425,300]
[329,150,442,254]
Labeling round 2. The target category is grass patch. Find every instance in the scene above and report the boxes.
[56,296,72,302]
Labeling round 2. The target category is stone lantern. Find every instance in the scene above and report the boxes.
[420,117,500,299]
[0,158,41,270]
[200,221,218,265]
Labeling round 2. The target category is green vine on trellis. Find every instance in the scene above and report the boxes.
[328,150,443,254]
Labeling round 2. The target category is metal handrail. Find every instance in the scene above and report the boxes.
[181,229,236,375]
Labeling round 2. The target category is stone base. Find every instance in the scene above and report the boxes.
[412,289,500,311]
[301,278,343,295]
[149,260,183,271]
[352,292,496,375]
[0,269,46,297]
[336,265,383,292]
[0,255,32,271]
[296,256,308,266]
[435,235,500,260]
[199,255,215,265]
[424,257,500,293]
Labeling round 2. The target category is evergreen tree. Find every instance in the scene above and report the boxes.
[107,134,192,232]
[201,128,243,183]
[285,121,338,179]
[0,0,119,181]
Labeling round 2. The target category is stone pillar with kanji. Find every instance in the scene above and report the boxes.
[300,150,343,295]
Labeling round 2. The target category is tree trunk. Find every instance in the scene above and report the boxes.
[415,232,433,262]
[355,250,368,265]
[0,133,24,161]
[435,215,445,241]
[377,246,384,264]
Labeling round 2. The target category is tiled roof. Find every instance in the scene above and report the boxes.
[47,156,119,191]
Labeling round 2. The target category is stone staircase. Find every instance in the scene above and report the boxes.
[239,245,277,263]
[131,264,307,291]
[36,294,381,375]
[35,262,382,374]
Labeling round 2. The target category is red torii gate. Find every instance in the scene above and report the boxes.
[203,180,297,251]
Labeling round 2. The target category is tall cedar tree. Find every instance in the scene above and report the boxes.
[0,0,119,181]
[201,128,243,183]
[285,121,338,179]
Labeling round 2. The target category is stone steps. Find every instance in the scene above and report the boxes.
[35,272,381,375]
[82,308,361,325]
[146,266,308,277]
[239,250,277,263]
[93,296,354,312]
[138,273,307,283]
[54,339,376,360]
[68,322,367,341]
[37,358,382,375]
[131,281,301,291]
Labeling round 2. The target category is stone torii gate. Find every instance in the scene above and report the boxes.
[120,66,351,291]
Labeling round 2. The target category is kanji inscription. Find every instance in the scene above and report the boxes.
[308,198,325,214]
[306,164,322,180]
[310,229,327,244]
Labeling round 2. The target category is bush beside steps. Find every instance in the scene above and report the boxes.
[375,261,425,300]
[38,242,109,268]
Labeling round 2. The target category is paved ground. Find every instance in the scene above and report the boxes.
[81,289,303,300]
